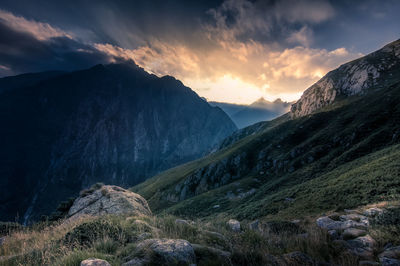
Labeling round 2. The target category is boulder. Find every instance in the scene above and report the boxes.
[363,208,384,217]
[68,185,152,220]
[123,238,196,266]
[380,257,400,266]
[80,258,111,266]
[227,219,241,232]
[343,228,367,240]
[379,246,400,259]
[316,216,367,230]
[348,235,376,249]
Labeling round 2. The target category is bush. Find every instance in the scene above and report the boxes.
[64,218,133,246]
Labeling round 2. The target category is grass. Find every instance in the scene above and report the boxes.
[0,213,369,266]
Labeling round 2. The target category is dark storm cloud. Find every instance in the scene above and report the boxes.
[0,18,115,76]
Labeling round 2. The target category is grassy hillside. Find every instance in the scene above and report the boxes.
[132,81,400,221]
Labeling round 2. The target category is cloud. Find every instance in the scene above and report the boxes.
[0,9,70,40]
[92,0,360,103]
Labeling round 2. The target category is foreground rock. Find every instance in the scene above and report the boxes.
[268,251,314,266]
[81,258,111,266]
[68,185,152,220]
[227,219,241,232]
[123,239,196,265]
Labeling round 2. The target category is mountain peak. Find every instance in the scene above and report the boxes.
[291,39,400,118]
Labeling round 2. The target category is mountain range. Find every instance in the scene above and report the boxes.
[210,98,292,128]
[0,62,236,223]
[133,39,400,220]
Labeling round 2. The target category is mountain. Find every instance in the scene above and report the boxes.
[0,61,237,223]
[0,71,66,94]
[210,98,292,128]
[133,39,400,221]
[291,39,400,117]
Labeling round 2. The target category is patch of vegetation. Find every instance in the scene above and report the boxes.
[0,222,23,236]
[79,182,105,197]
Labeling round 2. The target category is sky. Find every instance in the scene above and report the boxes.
[0,0,399,104]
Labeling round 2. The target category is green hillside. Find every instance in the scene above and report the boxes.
[132,81,400,221]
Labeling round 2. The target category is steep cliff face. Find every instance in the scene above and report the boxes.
[0,62,236,222]
[291,39,400,117]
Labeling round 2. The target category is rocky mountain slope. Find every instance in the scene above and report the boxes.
[0,62,236,223]
[210,98,292,128]
[291,39,400,117]
[133,40,400,221]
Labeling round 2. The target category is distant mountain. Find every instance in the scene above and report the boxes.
[210,98,292,128]
[133,39,400,222]
[291,39,400,117]
[0,61,236,223]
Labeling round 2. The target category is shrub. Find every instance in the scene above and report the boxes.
[0,221,23,236]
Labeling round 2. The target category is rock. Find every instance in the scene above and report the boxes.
[379,246,400,259]
[175,219,190,226]
[282,251,314,266]
[0,237,5,246]
[349,235,376,249]
[213,205,220,208]
[359,261,380,265]
[340,213,369,224]
[68,185,152,220]
[316,216,367,230]
[248,220,260,231]
[363,207,384,217]
[123,239,196,266]
[291,219,301,224]
[328,230,339,239]
[380,257,400,266]
[227,219,241,232]
[80,258,111,266]
[192,244,231,265]
[343,228,367,240]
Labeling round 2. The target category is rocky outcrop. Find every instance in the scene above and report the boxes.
[123,238,196,266]
[80,259,111,266]
[68,185,151,220]
[291,39,400,118]
[227,219,241,232]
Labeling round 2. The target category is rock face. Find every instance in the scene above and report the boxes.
[68,185,152,220]
[0,62,236,223]
[123,238,196,265]
[80,259,111,266]
[291,39,400,118]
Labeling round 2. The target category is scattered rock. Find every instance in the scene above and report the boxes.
[363,208,384,217]
[227,219,241,232]
[379,246,400,259]
[213,205,220,209]
[123,239,196,266]
[68,185,152,220]
[175,219,190,226]
[348,235,376,249]
[343,228,367,240]
[0,237,5,246]
[316,216,367,230]
[380,257,400,266]
[291,219,301,224]
[285,197,295,203]
[359,261,380,265]
[248,220,260,231]
[80,258,111,266]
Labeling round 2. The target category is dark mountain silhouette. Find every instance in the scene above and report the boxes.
[0,61,236,223]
